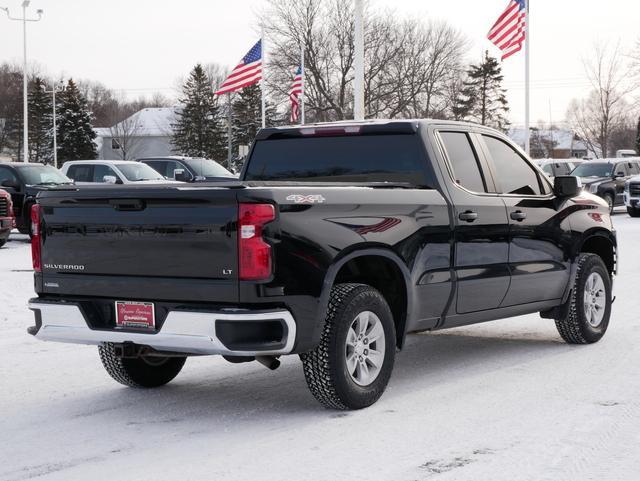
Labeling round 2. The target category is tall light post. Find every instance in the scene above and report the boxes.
[45,81,63,168]
[1,1,44,163]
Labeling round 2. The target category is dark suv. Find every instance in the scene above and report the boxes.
[0,163,73,234]
[138,157,236,182]
[571,160,640,212]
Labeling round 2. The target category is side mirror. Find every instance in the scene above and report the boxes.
[103,175,117,184]
[554,176,581,198]
[614,172,625,179]
[1,179,20,190]
[173,169,191,182]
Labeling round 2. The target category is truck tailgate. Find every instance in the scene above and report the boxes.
[37,185,240,303]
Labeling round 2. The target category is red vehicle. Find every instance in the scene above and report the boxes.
[0,188,15,248]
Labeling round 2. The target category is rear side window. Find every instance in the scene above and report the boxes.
[66,165,93,182]
[483,136,543,196]
[439,131,486,193]
[244,134,428,185]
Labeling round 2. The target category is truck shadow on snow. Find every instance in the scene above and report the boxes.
[66,329,568,423]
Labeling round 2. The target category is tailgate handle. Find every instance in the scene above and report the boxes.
[109,199,146,211]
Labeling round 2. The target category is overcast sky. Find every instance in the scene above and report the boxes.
[1,0,638,126]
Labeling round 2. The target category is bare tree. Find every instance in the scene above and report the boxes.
[263,0,467,122]
[108,108,143,160]
[568,42,635,158]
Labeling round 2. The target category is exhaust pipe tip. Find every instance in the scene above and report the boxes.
[256,355,281,371]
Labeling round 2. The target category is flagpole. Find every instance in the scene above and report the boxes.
[353,0,365,121]
[300,43,305,125]
[524,0,530,156]
[227,93,233,168]
[261,31,266,129]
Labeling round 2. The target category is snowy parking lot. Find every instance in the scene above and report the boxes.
[1,213,639,481]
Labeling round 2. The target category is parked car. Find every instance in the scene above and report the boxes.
[28,120,616,410]
[0,162,73,235]
[571,159,640,212]
[0,188,14,248]
[624,175,640,217]
[61,160,180,185]
[138,156,236,182]
[536,159,583,179]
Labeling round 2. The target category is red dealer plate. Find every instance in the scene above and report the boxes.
[115,301,155,330]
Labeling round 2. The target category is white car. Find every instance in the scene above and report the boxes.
[535,159,583,179]
[61,160,181,185]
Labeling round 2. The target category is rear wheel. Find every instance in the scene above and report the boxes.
[555,254,612,344]
[300,283,396,410]
[98,343,186,388]
[627,206,640,218]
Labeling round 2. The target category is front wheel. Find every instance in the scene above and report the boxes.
[627,206,640,218]
[98,343,186,388]
[555,254,612,344]
[602,193,614,214]
[300,283,396,410]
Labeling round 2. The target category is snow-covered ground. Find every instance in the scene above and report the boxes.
[1,215,639,481]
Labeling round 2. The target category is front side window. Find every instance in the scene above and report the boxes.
[0,168,18,185]
[483,136,542,196]
[92,165,118,182]
[439,131,487,193]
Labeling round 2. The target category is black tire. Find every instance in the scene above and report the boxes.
[627,206,640,218]
[300,283,396,410]
[602,193,614,214]
[0,239,6,248]
[555,253,612,344]
[98,343,186,388]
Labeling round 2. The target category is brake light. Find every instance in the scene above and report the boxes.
[238,203,275,280]
[31,204,42,272]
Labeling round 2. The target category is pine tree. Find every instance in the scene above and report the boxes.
[457,52,510,131]
[636,116,640,156]
[56,79,97,161]
[172,64,226,160]
[28,77,53,164]
[231,84,277,149]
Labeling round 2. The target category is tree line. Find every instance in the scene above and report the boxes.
[1,0,515,165]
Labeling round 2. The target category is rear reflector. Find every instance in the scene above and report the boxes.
[31,204,42,272]
[238,203,275,281]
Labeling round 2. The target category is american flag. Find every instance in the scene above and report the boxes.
[488,0,527,60]
[289,66,303,123]
[215,39,263,96]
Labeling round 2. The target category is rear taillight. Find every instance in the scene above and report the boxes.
[238,203,275,281]
[31,204,42,272]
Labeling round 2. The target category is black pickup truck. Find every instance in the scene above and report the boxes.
[28,120,617,410]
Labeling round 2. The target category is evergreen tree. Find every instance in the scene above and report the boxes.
[56,79,97,161]
[636,116,640,156]
[457,52,510,131]
[231,84,277,149]
[28,77,53,164]
[172,64,226,160]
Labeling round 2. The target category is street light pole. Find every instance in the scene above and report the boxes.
[1,1,44,163]
[353,0,365,121]
[45,81,63,168]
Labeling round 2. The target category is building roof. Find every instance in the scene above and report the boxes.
[509,128,589,152]
[98,108,178,138]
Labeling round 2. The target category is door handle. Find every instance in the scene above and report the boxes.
[459,210,478,222]
[510,211,527,221]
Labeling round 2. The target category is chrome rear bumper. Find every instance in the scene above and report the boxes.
[28,300,296,356]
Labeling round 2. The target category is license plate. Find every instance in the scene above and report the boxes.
[115,301,155,329]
